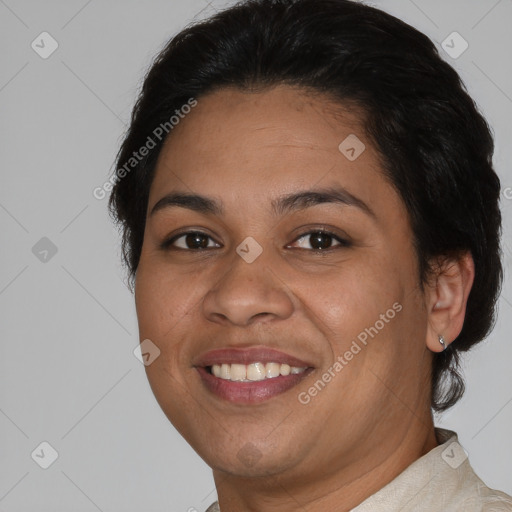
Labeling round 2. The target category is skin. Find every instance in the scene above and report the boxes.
[134,85,475,512]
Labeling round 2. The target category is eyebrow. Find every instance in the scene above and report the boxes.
[150,186,376,219]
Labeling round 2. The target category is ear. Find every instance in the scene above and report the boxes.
[425,252,475,353]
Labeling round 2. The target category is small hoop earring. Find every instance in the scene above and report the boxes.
[438,335,447,351]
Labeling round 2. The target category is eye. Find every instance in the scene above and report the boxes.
[161,231,221,250]
[289,230,351,251]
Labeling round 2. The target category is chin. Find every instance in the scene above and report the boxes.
[197,437,304,478]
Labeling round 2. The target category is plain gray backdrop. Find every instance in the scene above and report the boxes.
[1,0,511,510]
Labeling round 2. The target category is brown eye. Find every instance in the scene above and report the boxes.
[161,231,220,250]
[291,231,350,251]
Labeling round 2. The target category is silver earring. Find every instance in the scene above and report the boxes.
[438,335,447,351]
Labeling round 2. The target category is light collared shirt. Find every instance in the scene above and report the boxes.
[205,428,512,511]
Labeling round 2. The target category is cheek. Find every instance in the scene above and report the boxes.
[135,263,195,418]
[143,360,199,445]
[134,254,210,384]
[298,255,406,342]
[134,254,199,338]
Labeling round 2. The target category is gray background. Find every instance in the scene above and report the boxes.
[1,0,511,510]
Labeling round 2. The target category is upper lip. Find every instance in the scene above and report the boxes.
[193,346,314,368]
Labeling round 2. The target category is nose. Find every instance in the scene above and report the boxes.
[202,250,294,327]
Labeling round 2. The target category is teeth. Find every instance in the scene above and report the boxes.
[247,362,265,381]
[210,362,307,382]
[230,363,247,381]
[265,362,280,378]
[220,363,231,380]
[280,363,291,376]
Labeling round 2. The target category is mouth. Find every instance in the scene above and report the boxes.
[193,346,315,404]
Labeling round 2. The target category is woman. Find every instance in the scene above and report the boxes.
[108,0,512,510]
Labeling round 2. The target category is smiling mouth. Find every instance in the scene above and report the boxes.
[193,346,315,404]
[207,362,308,381]
[196,363,315,404]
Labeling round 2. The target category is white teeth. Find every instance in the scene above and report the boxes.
[210,362,307,381]
[230,363,247,381]
[265,362,281,378]
[220,363,231,380]
[247,362,266,381]
[280,363,291,376]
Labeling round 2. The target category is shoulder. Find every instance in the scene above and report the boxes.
[204,502,220,512]
[453,463,512,511]
[475,488,512,511]
[482,501,512,511]
[456,494,512,511]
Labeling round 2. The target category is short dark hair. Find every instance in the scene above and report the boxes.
[108,0,503,411]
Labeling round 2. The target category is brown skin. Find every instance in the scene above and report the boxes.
[134,85,475,512]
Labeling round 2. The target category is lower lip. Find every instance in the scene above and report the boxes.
[196,366,314,404]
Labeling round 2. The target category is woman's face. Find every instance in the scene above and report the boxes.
[135,85,433,481]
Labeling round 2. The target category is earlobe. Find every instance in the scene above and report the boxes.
[427,332,448,354]
[425,252,475,353]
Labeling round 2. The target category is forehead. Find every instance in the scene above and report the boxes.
[149,85,402,221]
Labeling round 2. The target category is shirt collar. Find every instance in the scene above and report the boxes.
[350,428,465,511]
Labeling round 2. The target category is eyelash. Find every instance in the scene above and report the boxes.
[160,229,352,252]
